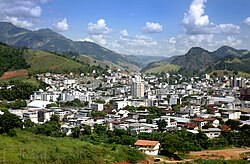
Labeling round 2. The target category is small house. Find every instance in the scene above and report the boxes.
[134,139,160,156]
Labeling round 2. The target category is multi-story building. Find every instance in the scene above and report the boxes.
[131,75,144,98]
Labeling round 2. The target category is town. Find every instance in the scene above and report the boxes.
[1,70,250,157]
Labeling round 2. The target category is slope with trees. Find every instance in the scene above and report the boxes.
[0,42,30,76]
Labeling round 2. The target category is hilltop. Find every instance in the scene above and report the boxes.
[0,22,139,71]
[142,46,250,76]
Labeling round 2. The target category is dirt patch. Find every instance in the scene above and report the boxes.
[189,148,250,160]
[150,148,250,163]
[0,69,28,79]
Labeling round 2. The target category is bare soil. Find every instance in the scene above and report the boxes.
[0,69,28,79]
[189,148,250,160]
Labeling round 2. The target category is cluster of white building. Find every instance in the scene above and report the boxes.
[5,71,250,141]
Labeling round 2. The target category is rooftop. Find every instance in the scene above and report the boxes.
[134,140,159,147]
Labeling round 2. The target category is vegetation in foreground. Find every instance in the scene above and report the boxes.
[0,110,145,164]
[0,130,145,164]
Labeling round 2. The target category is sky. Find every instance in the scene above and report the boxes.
[1,0,250,57]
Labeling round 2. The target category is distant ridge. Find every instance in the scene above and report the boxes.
[142,46,250,75]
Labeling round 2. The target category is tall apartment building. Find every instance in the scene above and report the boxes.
[131,75,145,98]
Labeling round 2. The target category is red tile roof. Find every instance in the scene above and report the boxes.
[192,118,206,122]
[184,123,198,129]
[134,140,159,147]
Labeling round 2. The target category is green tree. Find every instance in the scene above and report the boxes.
[93,124,106,136]
[0,109,23,134]
[72,126,81,138]
[82,125,92,135]
[171,104,180,112]
[225,119,241,130]
[157,119,167,132]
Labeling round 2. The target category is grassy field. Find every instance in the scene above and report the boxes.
[144,62,180,74]
[0,130,145,164]
[26,50,87,74]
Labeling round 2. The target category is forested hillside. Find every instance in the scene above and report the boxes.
[0,42,29,76]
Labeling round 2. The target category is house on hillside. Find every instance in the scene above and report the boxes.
[134,139,160,156]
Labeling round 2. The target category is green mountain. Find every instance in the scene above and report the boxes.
[212,45,249,59]
[171,47,218,74]
[0,22,138,71]
[0,43,105,81]
[209,55,250,75]
[142,46,250,75]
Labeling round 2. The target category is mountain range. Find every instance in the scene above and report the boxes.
[1,22,250,76]
[142,46,250,76]
[0,22,166,71]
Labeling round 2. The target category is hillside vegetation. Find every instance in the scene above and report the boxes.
[141,62,180,74]
[143,46,250,76]
[0,43,29,76]
[0,130,145,164]
[0,22,139,70]
[26,50,90,74]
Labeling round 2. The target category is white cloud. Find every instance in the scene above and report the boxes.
[78,38,95,43]
[30,6,42,17]
[183,0,209,27]
[108,30,162,56]
[168,37,176,45]
[214,24,240,34]
[78,35,107,46]
[87,19,112,35]
[183,0,240,35]
[90,35,107,45]
[243,17,250,26]
[3,16,33,28]
[121,34,158,47]
[120,29,129,36]
[53,18,69,32]
[0,0,47,28]
[143,22,163,33]
[220,36,242,47]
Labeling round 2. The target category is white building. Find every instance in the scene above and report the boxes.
[201,128,221,139]
[221,111,241,120]
[90,103,104,111]
[131,76,144,98]
[169,95,179,105]
[134,140,160,156]
[113,101,131,110]
[23,111,38,123]
[27,100,53,109]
